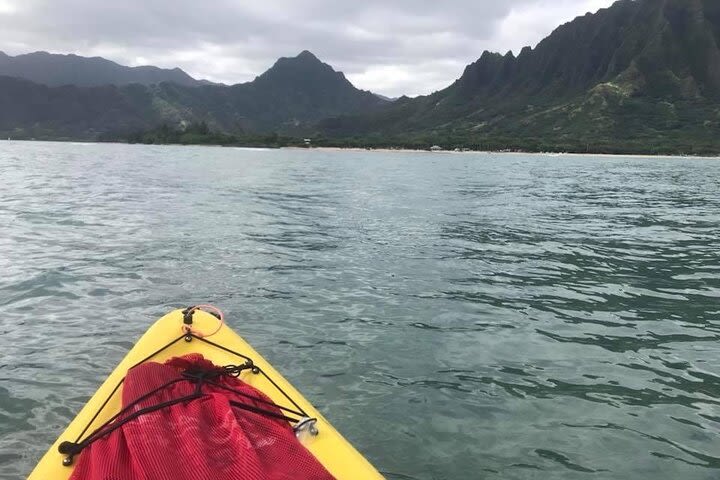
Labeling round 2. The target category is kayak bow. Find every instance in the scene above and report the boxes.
[29,308,383,479]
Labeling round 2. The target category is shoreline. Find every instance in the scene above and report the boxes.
[2,138,718,159]
[290,146,720,160]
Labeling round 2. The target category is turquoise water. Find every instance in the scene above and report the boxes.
[1,142,719,479]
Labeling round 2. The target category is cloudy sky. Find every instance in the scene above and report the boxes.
[0,0,616,97]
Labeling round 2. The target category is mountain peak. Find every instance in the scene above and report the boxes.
[296,50,320,61]
[258,50,343,85]
[266,50,326,71]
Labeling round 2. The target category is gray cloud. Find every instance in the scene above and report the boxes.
[0,0,615,96]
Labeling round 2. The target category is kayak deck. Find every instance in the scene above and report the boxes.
[29,309,382,479]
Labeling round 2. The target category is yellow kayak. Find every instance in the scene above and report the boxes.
[29,307,383,479]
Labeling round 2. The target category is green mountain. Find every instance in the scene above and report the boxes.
[0,51,387,139]
[0,51,208,87]
[321,0,720,155]
[0,77,158,138]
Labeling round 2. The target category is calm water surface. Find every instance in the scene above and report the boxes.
[1,142,719,479]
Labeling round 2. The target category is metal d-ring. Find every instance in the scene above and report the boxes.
[294,417,319,437]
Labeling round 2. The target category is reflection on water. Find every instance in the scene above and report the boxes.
[0,142,719,479]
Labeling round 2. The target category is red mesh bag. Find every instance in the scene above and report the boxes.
[68,354,335,480]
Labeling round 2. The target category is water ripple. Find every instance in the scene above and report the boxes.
[0,144,719,479]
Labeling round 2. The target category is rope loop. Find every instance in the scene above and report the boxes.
[181,304,225,338]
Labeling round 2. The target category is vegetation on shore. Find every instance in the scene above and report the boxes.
[98,122,300,148]
[92,121,718,157]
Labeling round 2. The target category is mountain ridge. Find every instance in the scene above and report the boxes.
[0,50,211,87]
[318,0,720,154]
[0,51,387,139]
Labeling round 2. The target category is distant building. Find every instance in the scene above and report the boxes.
[303,138,312,146]
[430,145,442,151]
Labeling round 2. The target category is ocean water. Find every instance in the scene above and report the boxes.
[1,141,719,479]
